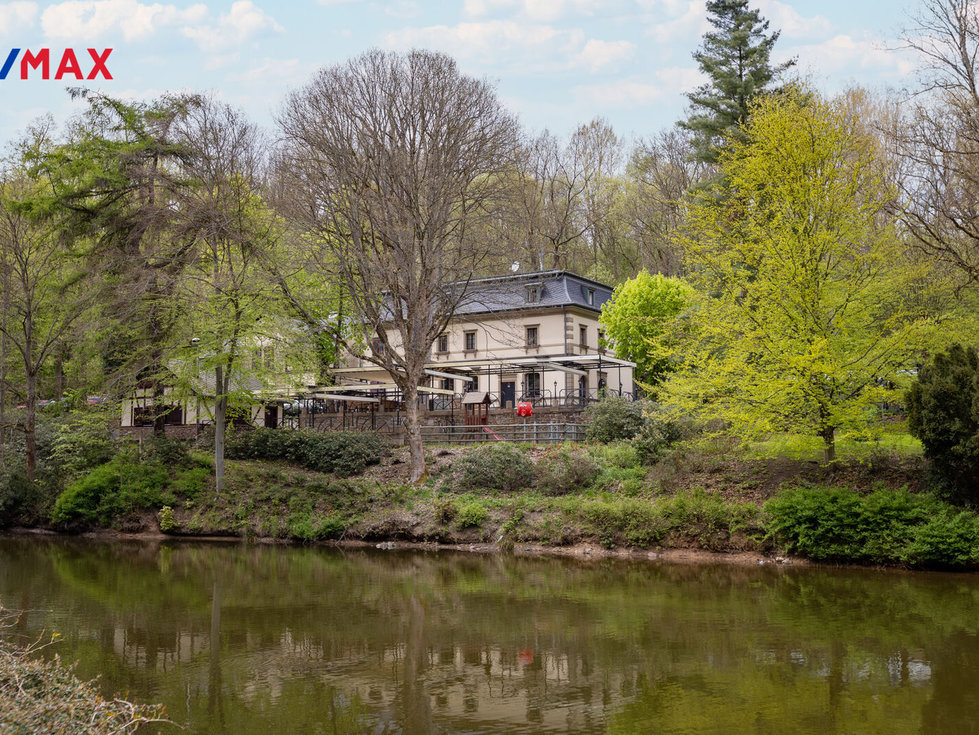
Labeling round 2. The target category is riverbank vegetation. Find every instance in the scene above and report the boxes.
[7,400,979,570]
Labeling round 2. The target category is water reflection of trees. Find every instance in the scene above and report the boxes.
[2,538,979,733]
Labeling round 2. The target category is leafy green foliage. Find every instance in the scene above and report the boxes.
[632,409,693,465]
[457,501,489,529]
[51,456,172,526]
[535,445,600,496]
[669,87,939,460]
[158,505,176,533]
[454,443,534,493]
[225,429,384,477]
[680,0,793,164]
[764,486,979,567]
[906,344,979,501]
[585,395,646,442]
[599,270,695,389]
[49,410,118,479]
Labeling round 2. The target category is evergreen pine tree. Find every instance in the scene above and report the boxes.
[680,0,793,165]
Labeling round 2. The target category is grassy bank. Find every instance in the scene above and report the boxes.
[24,424,979,570]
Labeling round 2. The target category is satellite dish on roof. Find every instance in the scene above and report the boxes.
[510,261,519,272]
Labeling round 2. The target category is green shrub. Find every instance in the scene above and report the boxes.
[455,444,534,493]
[142,436,192,467]
[535,445,599,496]
[764,486,979,567]
[906,344,979,502]
[633,409,692,465]
[49,410,117,478]
[225,429,384,477]
[159,505,176,533]
[171,465,212,500]
[51,456,172,526]
[457,501,489,529]
[0,467,37,527]
[314,514,346,539]
[585,395,645,442]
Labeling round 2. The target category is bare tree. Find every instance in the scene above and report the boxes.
[623,128,709,276]
[898,0,979,285]
[278,49,520,482]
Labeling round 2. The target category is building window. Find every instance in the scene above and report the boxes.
[526,285,540,303]
[464,331,477,352]
[441,378,454,392]
[525,372,541,398]
[579,325,588,348]
[587,288,595,306]
[469,375,479,391]
[526,325,538,347]
[437,334,449,353]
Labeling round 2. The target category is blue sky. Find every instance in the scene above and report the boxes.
[0,0,923,148]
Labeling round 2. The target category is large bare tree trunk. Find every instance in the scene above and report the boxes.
[402,383,425,483]
[214,363,225,493]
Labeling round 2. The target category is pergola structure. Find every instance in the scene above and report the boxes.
[313,353,636,408]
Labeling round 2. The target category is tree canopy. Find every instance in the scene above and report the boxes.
[599,269,695,392]
[680,0,793,165]
[666,87,939,460]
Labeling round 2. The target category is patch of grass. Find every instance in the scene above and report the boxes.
[745,433,922,461]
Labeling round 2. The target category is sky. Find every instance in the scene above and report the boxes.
[0,0,925,149]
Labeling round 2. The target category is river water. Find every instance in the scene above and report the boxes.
[0,537,977,734]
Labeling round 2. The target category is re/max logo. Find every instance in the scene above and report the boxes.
[0,49,112,80]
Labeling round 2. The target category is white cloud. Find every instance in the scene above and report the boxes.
[40,0,281,51]
[463,0,605,22]
[755,0,831,40]
[573,65,704,109]
[574,77,664,108]
[229,56,318,85]
[40,0,207,42]
[182,1,282,51]
[578,38,634,71]
[383,20,583,71]
[0,1,37,34]
[645,0,706,44]
[384,20,631,75]
[788,34,916,81]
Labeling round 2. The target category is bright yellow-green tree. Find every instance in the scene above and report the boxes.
[666,87,941,461]
[599,269,695,392]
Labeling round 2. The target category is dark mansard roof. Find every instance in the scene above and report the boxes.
[453,270,613,317]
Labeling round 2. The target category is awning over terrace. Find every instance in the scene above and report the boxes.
[328,354,635,380]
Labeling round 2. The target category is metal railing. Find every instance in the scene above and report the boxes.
[420,421,586,444]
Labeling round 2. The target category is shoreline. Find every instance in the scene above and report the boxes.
[8,524,810,568]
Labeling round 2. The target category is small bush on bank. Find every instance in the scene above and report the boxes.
[764,486,979,567]
[585,395,646,442]
[225,429,384,477]
[535,445,600,496]
[633,410,693,465]
[50,455,173,526]
[455,443,534,493]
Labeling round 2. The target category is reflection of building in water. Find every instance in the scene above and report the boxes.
[104,622,635,731]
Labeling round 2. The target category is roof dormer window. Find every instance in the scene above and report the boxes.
[587,288,595,306]
[526,285,540,303]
